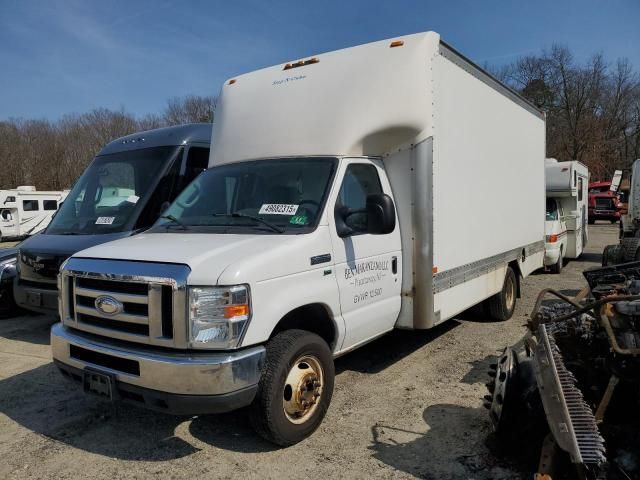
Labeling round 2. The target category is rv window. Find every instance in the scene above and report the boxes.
[1,209,11,220]
[23,200,39,211]
[578,178,583,201]
[5,196,15,203]
[336,163,383,232]
[43,200,58,210]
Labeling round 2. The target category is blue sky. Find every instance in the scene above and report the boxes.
[1,0,639,120]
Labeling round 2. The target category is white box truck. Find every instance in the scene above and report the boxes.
[51,32,545,446]
[544,159,589,273]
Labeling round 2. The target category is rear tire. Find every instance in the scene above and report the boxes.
[249,329,334,446]
[486,267,517,321]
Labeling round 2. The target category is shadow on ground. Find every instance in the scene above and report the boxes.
[0,314,54,345]
[0,322,463,461]
[335,320,460,375]
[0,361,281,461]
[369,404,527,480]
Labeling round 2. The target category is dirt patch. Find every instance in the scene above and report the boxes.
[0,224,617,479]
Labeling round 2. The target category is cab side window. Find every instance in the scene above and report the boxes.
[182,147,210,189]
[336,164,382,233]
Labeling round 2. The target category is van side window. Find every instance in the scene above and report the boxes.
[43,200,58,210]
[5,196,15,203]
[1,209,11,220]
[23,200,39,211]
[578,178,583,201]
[336,164,383,233]
[134,148,184,229]
[183,147,210,187]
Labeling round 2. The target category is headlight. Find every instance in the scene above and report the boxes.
[188,285,250,349]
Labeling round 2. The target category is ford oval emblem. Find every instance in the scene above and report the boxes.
[95,295,123,316]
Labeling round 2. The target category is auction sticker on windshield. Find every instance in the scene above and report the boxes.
[259,204,299,215]
[95,216,115,225]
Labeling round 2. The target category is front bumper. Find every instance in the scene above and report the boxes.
[543,243,561,266]
[13,279,59,314]
[590,209,620,220]
[51,323,266,415]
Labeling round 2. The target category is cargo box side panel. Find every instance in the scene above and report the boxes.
[431,45,545,321]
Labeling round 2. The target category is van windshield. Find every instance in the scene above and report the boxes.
[154,157,337,234]
[47,146,182,235]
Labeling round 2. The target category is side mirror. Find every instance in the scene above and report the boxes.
[335,193,396,238]
[366,193,396,234]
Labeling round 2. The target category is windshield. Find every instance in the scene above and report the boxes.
[154,157,337,234]
[47,146,182,235]
[546,198,558,221]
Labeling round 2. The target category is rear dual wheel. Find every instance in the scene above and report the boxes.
[486,267,517,321]
[249,329,334,446]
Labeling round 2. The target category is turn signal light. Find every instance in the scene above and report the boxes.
[228,79,237,85]
[224,304,249,319]
[390,40,404,48]
[546,234,558,243]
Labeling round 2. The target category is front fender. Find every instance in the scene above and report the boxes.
[240,267,344,351]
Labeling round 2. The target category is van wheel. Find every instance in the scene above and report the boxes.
[486,267,517,321]
[550,248,563,274]
[249,329,334,446]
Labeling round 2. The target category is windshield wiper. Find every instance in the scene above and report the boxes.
[212,212,284,234]
[160,214,188,230]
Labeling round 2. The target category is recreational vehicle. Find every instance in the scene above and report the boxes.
[14,124,211,314]
[51,32,546,445]
[544,159,589,273]
[0,186,67,242]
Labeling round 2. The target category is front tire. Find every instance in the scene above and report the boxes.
[549,248,563,274]
[486,267,517,321]
[249,329,335,446]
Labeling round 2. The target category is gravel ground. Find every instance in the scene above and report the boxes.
[0,224,617,480]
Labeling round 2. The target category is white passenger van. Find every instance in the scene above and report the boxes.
[51,32,545,446]
[544,159,589,273]
[0,186,68,241]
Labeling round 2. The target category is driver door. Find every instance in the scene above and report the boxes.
[329,158,402,351]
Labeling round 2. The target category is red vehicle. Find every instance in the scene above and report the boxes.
[588,181,621,224]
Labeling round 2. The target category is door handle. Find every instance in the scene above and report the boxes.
[392,256,397,274]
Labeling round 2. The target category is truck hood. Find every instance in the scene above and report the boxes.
[74,229,333,285]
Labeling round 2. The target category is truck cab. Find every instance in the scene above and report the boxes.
[14,123,211,314]
[588,181,620,224]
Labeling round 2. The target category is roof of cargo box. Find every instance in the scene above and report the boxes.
[99,123,212,155]
[210,31,543,164]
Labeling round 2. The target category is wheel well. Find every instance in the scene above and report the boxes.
[508,260,522,298]
[270,304,337,349]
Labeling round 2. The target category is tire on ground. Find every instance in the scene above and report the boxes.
[249,329,335,447]
[486,266,517,321]
[550,248,563,274]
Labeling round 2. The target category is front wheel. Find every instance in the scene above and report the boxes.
[249,329,335,446]
[486,267,517,321]
[549,249,563,274]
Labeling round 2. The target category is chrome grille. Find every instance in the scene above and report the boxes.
[595,197,614,210]
[59,258,190,348]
